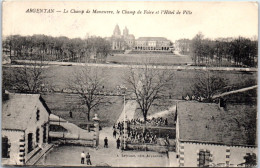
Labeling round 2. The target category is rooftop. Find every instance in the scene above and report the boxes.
[177,101,257,146]
[136,37,170,41]
[2,93,50,131]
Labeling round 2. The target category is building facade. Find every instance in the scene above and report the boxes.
[109,25,172,51]
[110,25,135,50]
[174,39,191,54]
[135,37,172,51]
[174,101,257,167]
[2,93,51,165]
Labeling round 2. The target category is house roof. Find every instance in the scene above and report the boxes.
[136,37,170,41]
[177,101,256,146]
[2,93,50,131]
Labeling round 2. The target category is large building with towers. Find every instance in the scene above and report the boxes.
[109,25,172,51]
[109,24,135,50]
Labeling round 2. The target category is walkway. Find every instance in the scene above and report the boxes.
[49,114,94,140]
[12,59,257,72]
[117,100,137,122]
[212,85,258,99]
[147,105,176,120]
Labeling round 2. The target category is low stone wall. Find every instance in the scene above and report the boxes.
[56,139,95,147]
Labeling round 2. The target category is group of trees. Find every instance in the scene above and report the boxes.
[3,60,255,124]
[176,33,258,67]
[190,33,258,67]
[65,63,175,122]
[2,35,111,63]
[3,61,51,93]
[3,35,257,123]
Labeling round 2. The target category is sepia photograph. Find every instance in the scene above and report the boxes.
[1,1,258,167]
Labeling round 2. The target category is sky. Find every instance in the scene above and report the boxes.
[2,1,258,42]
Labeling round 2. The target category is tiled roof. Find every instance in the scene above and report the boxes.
[2,93,47,131]
[177,101,256,146]
[136,37,169,41]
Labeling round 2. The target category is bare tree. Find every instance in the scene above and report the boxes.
[4,60,49,93]
[192,71,227,101]
[125,64,175,122]
[67,66,106,121]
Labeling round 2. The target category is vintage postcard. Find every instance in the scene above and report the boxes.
[1,1,258,167]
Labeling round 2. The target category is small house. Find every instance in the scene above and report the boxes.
[175,101,257,167]
[2,93,51,165]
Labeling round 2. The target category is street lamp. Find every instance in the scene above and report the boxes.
[119,85,127,150]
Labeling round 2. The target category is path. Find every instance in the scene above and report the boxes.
[95,100,177,166]
[49,114,94,140]
[147,105,176,120]
[2,64,50,68]
[12,59,257,72]
[117,100,137,122]
[212,85,257,99]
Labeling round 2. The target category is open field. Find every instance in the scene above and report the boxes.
[3,64,257,99]
[41,93,123,127]
[3,64,257,128]
[46,65,257,98]
[41,92,177,128]
[106,53,192,65]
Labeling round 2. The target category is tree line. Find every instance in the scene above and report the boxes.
[2,35,111,63]
[176,33,258,67]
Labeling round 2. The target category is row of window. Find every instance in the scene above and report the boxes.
[2,128,45,159]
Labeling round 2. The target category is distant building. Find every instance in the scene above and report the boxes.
[135,37,172,51]
[174,39,191,54]
[174,101,257,167]
[2,93,51,165]
[109,24,135,50]
[108,25,172,51]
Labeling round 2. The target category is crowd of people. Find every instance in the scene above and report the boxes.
[129,117,168,126]
[183,94,205,102]
[126,128,158,144]
[113,119,170,145]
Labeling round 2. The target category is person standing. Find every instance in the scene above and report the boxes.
[81,151,85,164]
[86,152,92,165]
[113,129,117,138]
[116,138,121,149]
[104,137,108,148]
[69,110,73,118]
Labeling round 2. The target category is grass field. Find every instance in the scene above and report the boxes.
[3,64,257,103]
[106,53,192,65]
[3,57,257,128]
[42,65,257,99]
[42,93,123,127]
[41,92,177,128]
